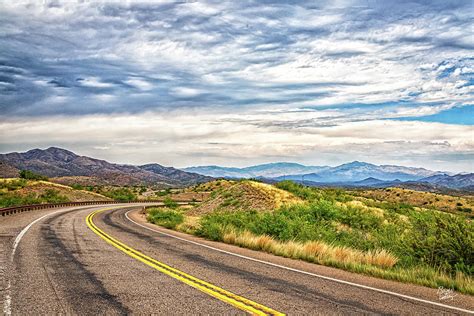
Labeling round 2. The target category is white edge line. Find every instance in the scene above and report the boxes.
[125,210,474,314]
[5,208,69,316]
[4,204,125,316]
[11,211,62,261]
[3,281,11,316]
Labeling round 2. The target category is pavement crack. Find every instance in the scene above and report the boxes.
[42,264,67,314]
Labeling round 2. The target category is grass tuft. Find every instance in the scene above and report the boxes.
[222,229,398,269]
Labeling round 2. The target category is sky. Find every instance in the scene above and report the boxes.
[0,0,473,173]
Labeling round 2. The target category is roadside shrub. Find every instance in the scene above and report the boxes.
[406,211,473,275]
[163,197,178,208]
[40,189,68,203]
[0,189,69,207]
[146,179,474,293]
[104,188,137,202]
[0,192,41,207]
[147,208,184,229]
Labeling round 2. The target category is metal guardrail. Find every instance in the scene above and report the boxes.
[0,199,198,217]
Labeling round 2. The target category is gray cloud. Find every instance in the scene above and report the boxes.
[0,0,472,118]
[0,1,472,171]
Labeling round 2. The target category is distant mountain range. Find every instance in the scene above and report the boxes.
[184,161,443,181]
[184,162,474,191]
[184,162,328,178]
[274,161,444,182]
[0,147,211,187]
[1,147,472,191]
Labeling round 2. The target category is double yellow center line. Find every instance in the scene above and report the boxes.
[86,208,284,315]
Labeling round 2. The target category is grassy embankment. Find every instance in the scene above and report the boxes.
[0,178,110,207]
[147,180,474,295]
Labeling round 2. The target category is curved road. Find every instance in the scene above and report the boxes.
[1,204,473,315]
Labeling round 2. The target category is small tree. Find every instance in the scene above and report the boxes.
[19,170,48,181]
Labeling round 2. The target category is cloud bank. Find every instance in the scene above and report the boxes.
[0,1,472,172]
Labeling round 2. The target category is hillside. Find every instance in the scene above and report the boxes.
[0,161,19,178]
[0,147,212,187]
[419,173,474,189]
[189,180,302,215]
[0,178,111,207]
[354,187,474,217]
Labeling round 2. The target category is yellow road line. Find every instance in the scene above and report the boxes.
[86,208,285,316]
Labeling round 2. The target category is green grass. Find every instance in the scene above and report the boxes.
[147,207,184,229]
[196,202,472,270]
[102,187,137,202]
[71,183,84,190]
[163,197,178,208]
[0,189,69,208]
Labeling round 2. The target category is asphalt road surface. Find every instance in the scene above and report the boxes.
[1,204,473,315]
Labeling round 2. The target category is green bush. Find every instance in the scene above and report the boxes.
[275,181,320,200]
[147,208,184,229]
[197,197,473,276]
[276,180,352,202]
[0,189,69,207]
[103,188,137,202]
[19,170,48,181]
[406,211,473,275]
[0,192,40,207]
[163,197,178,208]
[156,188,171,197]
[40,189,69,203]
[71,183,84,190]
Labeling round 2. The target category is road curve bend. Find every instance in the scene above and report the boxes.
[1,204,473,315]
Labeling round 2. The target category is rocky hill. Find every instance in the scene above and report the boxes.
[0,147,211,187]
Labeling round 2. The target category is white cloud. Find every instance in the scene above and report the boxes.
[1,110,472,172]
[80,77,114,88]
[0,1,472,170]
[124,78,154,91]
[171,87,204,97]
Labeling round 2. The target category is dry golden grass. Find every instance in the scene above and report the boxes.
[0,178,110,201]
[190,180,302,215]
[357,187,474,216]
[247,181,303,208]
[338,200,385,218]
[0,178,22,182]
[176,216,201,233]
[192,180,234,192]
[222,229,398,269]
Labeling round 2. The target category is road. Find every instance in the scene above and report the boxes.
[1,204,473,315]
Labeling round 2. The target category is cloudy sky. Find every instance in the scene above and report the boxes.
[0,0,472,172]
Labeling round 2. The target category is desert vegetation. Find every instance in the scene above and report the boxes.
[0,178,110,207]
[147,180,474,294]
[102,187,137,202]
[354,187,473,217]
[19,169,49,181]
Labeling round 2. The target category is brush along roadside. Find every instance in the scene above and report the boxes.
[145,181,473,295]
